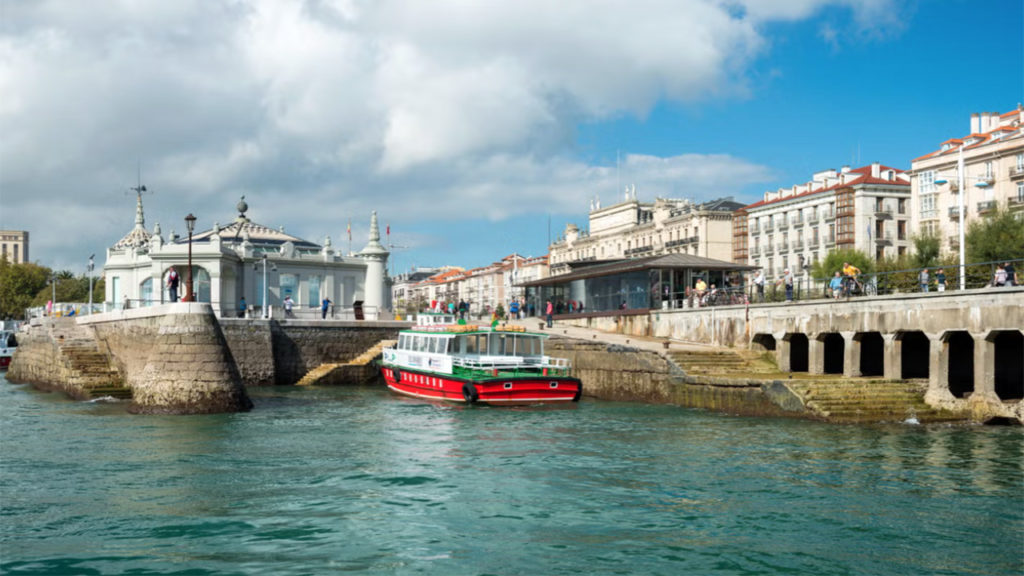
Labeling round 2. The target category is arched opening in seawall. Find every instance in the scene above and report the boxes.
[992,331,1023,402]
[898,331,930,380]
[944,331,974,399]
[855,331,884,377]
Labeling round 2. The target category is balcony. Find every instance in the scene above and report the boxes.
[822,211,835,221]
[750,246,760,257]
[1010,165,1024,179]
[749,225,760,234]
[874,209,893,219]
[977,200,997,215]
[779,241,789,252]
[790,216,804,227]
[776,220,789,231]
[792,240,804,251]
[948,206,962,219]
[1011,194,1024,207]
[807,213,819,224]
[764,223,774,233]
[874,233,892,246]
[825,235,836,245]
[764,245,775,255]
[809,238,820,248]
[948,235,960,249]
[687,235,700,244]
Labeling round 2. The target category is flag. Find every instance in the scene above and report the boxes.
[386,224,390,236]
[347,219,351,241]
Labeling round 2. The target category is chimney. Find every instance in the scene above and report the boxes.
[971,113,980,134]
[991,111,1000,131]
[979,112,990,133]
[841,165,851,173]
[871,162,880,178]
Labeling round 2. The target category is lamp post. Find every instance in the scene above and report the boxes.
[183,213,197,302]
[933,145,991,290]
[50,271,57,315]
[87,254,95,314]
[262,254,268,318]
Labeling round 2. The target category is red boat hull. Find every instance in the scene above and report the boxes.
[381,366,581,405]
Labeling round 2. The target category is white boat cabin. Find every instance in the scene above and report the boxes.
[386,325,569,375]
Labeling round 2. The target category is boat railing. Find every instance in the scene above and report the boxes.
[451,354,572,376]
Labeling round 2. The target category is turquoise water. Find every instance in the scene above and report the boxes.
[1,376,1021,576]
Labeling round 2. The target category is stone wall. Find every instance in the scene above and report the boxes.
[219,319,409,385]
[546,338,805,418]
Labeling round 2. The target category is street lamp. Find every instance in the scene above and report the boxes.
[183,213,197,302]
[933,145,992,290]
[254,254,276,318]
[49,271,57,315]
[87,254,95,314]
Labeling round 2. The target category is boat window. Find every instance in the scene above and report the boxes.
[398,334,408,350]
[429,337,440,354]
[414,336,426,352]
[488,334,507,355]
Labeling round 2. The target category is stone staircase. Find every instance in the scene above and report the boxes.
[785,379,961,423]
[667,349,778,377]
[295,339,396,386]
[55,329,130,400]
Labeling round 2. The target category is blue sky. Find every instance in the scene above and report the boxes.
[1,0,1021,274]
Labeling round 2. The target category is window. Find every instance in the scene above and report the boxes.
[280,274,298,304]
[984,162,993,180]
[1017,153,1024,170]
[898,198,907,214]
[897,221,907,240]
[920,194,937,219]
[308,275,321,307]
[920,170,936,194]
[1018,181,1024,202]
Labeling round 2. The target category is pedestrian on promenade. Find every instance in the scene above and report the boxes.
[994,264,1007,287]
[1004,262,1017,286]
[321,297,332,319]
[919,268,930,293]
[458,299,467,320]
[283,295,294,318]
[545,299,553,328]
[509,299,520,320]
[239,296,247,318]
[935,269,946,292]
[167,266,180,302]
[781,268,794,302]
[829,271,843,300]
[753,270,765,303]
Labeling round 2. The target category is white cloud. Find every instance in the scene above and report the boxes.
[0,0,891,270]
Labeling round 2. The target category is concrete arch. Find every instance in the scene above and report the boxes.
[854,331,884,377]
[784,333,809,372]
[818,332,844,375]
[897,330,930,379]
[942,331,974,399]
[990,331,1023,402]
[751,333,777,352]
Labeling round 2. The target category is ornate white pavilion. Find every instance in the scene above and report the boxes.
[103,194,390,319]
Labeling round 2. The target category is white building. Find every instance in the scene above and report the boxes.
[910,107,1024,255]
[549,190,744,276]
[734,163,912,278]
[103,194,389,319]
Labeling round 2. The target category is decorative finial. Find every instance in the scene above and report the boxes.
[324,234,332,247]
[153,222,162,235]
[237,195,248,216]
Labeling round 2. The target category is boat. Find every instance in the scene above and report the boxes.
[380,313,582,405]
[0,330,17,370]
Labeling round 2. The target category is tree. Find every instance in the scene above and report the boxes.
[912,233,941,268]
[966,207,1024,264]
[810,248,874,281]
[0,258,51,319]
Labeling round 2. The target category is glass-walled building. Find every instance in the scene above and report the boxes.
[520,254,754,315]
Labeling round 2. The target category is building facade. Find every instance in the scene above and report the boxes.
[103,194,389,319]
[734,163,912,278]
[910,107,1024,256]
[0,230,29,264]
[549,191,743,276]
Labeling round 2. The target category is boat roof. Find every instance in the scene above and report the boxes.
[403,324,546,338]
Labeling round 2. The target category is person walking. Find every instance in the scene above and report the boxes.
[782,268,794,302]
[935,268,946,292]
[509,299,520,320]
[167,266,180,302]
[239,296,247,318]
[545,299,553,328]
[994,264,1007,287]
[829,271,843,300]
[321,297,332,319]
[919,268,930,293]
[283,295,295,318]
[753,270,765,303]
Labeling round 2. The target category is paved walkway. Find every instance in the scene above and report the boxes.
[503,316,722,354]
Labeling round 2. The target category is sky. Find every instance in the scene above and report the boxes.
[1,0,1021,275]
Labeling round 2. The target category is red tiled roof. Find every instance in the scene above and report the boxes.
[740,165,908,211]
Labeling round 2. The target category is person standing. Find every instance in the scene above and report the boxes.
[1004,262,1017,286]
[753,270,765,303]
[458,299,467,320]
[829,271,843,300]
[239,296,247,318]
[167,266,180,302]
[321,297,332,319]
[919,268,930,293]
[935,269,946,292]
[782,268,794,302]
[509,299,520,320]
[283,295,294,318]
[994,264,1007,287]
[545,299,553,328]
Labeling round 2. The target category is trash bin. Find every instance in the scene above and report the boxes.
[353,300,364,321]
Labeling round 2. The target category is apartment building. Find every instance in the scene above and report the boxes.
[549,190,743,276]
[0,230,29,264]
[734,163,912,277]
[398,254,548,316]
[910,107,1024,255]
